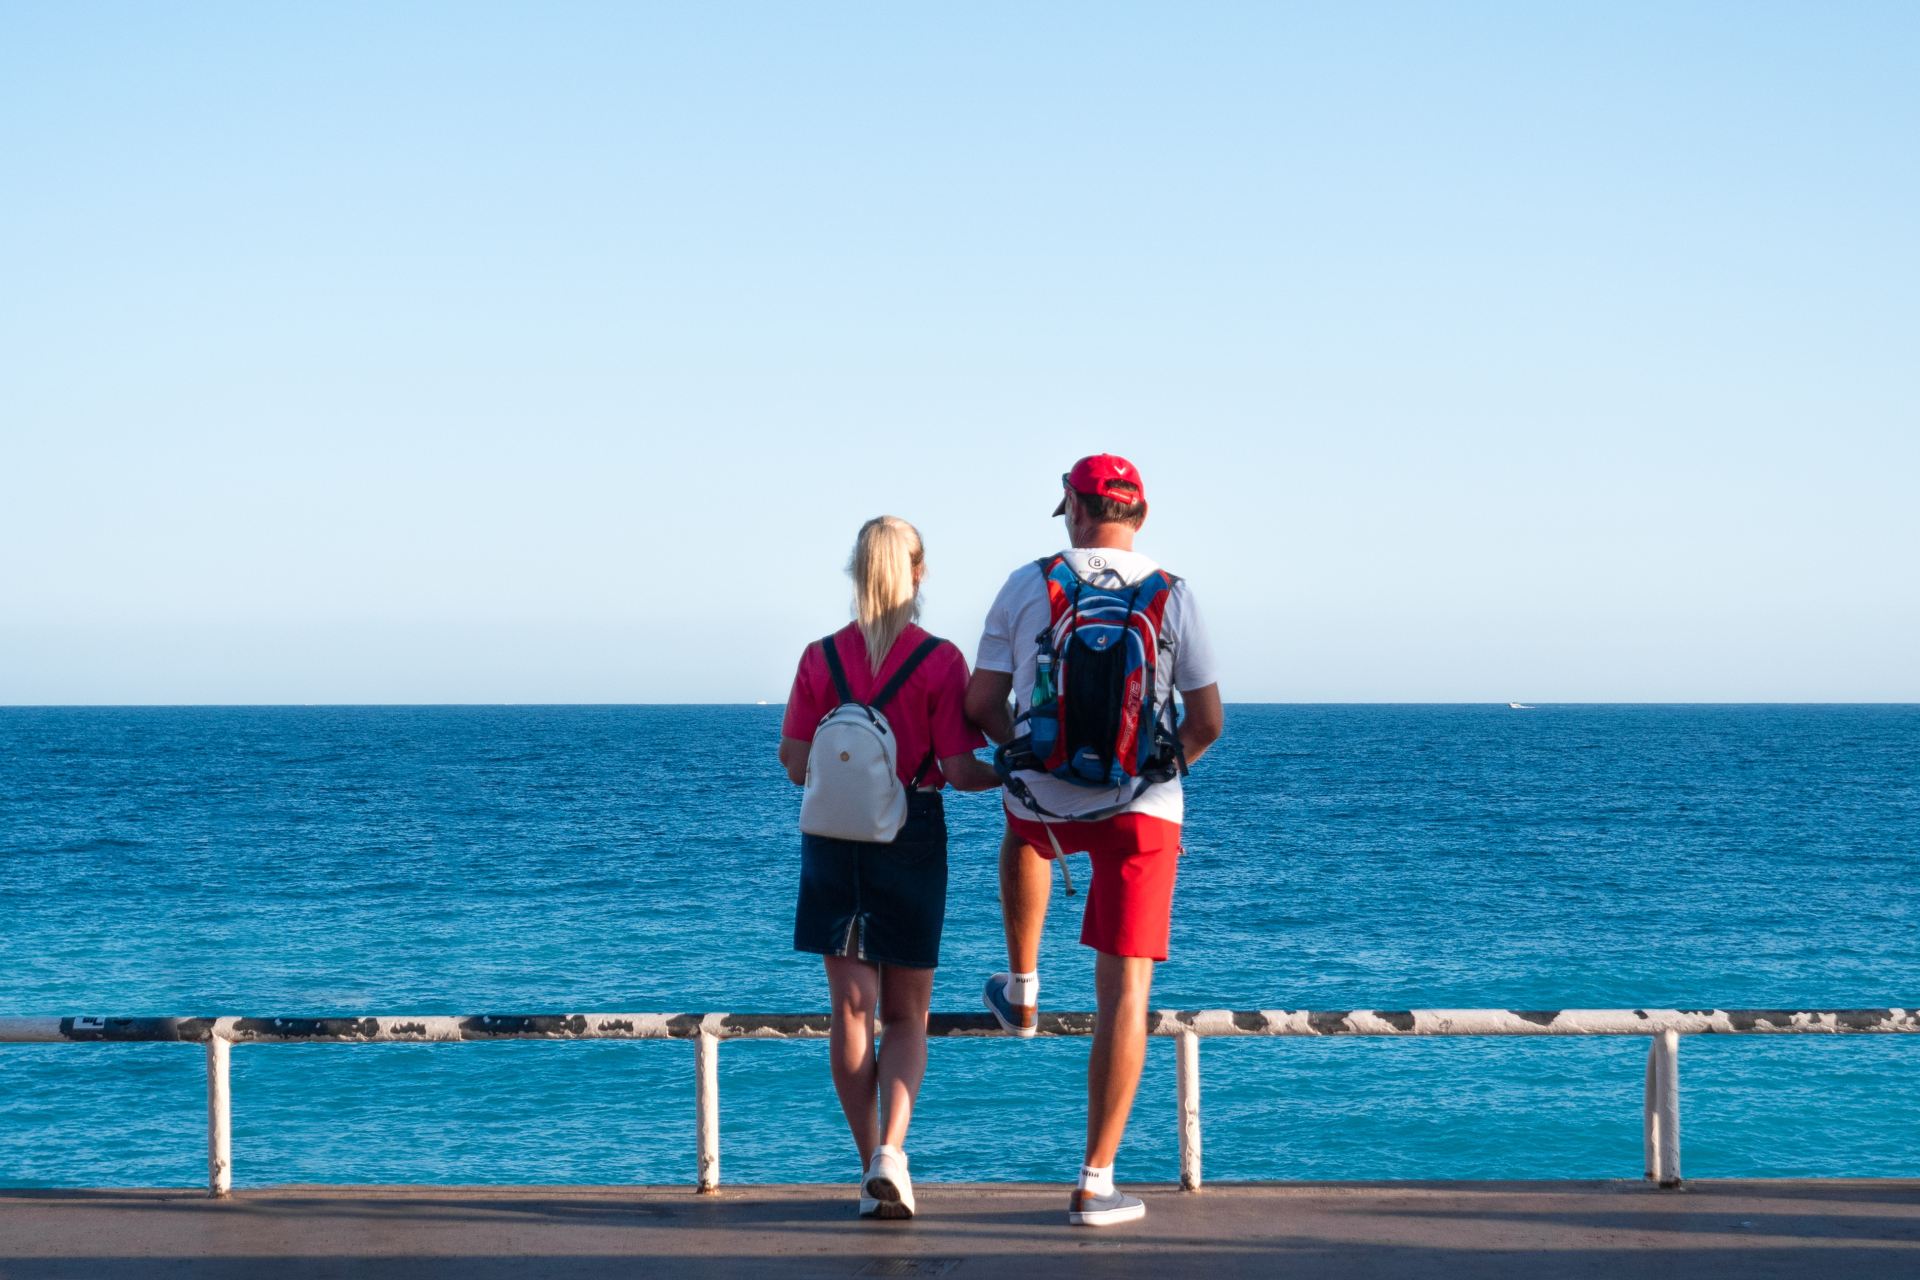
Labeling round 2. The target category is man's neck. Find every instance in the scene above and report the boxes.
[1069,524,1137,552]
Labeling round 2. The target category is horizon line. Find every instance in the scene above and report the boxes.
[3,701,1917,710]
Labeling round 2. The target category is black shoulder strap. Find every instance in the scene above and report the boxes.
[819,634,854,705]
[869,635,943,712]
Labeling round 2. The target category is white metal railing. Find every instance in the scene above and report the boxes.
[2,1007,1914,1196]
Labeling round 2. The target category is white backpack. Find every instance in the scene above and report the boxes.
[798,634,942,843]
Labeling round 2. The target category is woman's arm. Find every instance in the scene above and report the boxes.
[779,641,828,785]
[939,750,1001,792]
[777,736,809,786]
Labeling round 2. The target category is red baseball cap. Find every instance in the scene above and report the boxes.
[1053,453,1146,516]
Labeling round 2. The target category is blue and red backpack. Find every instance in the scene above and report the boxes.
[994,554,1186,819]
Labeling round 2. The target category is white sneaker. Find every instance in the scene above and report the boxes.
[1068,1185,1145,1226]
[863,1146,915,1219]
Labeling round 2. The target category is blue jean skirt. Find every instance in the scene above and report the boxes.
[794,791,948,969]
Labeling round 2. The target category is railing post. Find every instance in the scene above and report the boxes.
[1177,1029,1202,1191]
[1643,1029,1682,1188]
[206,1036,231,1197]
[1642,1037,1655,1180]
[695,1029,720,1193]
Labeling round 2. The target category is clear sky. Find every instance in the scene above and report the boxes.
[3,3,1914,703]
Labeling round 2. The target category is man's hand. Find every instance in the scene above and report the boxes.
[965,669,1016,745]
[1177,684,1224,765]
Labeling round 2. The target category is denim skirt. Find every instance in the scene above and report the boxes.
[793,791,948,969]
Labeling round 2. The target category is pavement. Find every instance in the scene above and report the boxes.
[1,1181,1917,1279]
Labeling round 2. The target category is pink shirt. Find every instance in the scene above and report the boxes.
[782,622,984,790]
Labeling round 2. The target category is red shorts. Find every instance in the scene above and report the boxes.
[1006,811,1182,961]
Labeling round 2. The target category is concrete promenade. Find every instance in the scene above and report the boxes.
[1,1181,1916,1279]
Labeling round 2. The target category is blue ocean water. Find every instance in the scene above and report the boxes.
[1,704,1915,1189]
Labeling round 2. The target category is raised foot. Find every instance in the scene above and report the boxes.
[983,972,1038,1038]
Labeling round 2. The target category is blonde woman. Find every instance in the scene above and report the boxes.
[779,516,1000,1219]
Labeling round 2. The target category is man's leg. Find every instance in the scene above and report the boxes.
[984,825,1052,1035]
[1068,818,1176,1225]
[1086,949,1154,1166]
[999,825,1050,974]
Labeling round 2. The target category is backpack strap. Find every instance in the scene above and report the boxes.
[999,763,1156,823]
[907,746,938,791]
[819,634,855,705]
[869,635,943,712]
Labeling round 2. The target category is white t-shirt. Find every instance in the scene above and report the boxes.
[976,547,1219,824]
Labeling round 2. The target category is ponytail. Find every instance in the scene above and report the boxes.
[848,516,924,674]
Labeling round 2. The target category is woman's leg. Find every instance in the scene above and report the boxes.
[876,963,935,1150]
[825,955,883,1167]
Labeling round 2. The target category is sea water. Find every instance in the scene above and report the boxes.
[0,704,1914,1187]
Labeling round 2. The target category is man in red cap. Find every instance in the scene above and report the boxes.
[966,454,1224,1227]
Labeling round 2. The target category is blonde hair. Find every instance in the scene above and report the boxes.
[849,515,924,674]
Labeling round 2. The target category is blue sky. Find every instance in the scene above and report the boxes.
[3,3,1914,702]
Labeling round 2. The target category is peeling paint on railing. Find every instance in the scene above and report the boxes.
[2,1008,1913,1198]
[8,1007,1916,1045]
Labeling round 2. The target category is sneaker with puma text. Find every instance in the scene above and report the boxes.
[983,972,1037,1038]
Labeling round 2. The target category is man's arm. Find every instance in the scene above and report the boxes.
[965,669,1015,745]
[1178,684,1224,765]
[777,736,809,786]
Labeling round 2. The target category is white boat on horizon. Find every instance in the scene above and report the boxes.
[1508,701,1534,710]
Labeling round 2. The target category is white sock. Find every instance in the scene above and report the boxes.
[1078,1163,1114,1198]
[1007,971,1039,1007]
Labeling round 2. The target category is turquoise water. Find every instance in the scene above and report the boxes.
[1,704,1915,1187]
